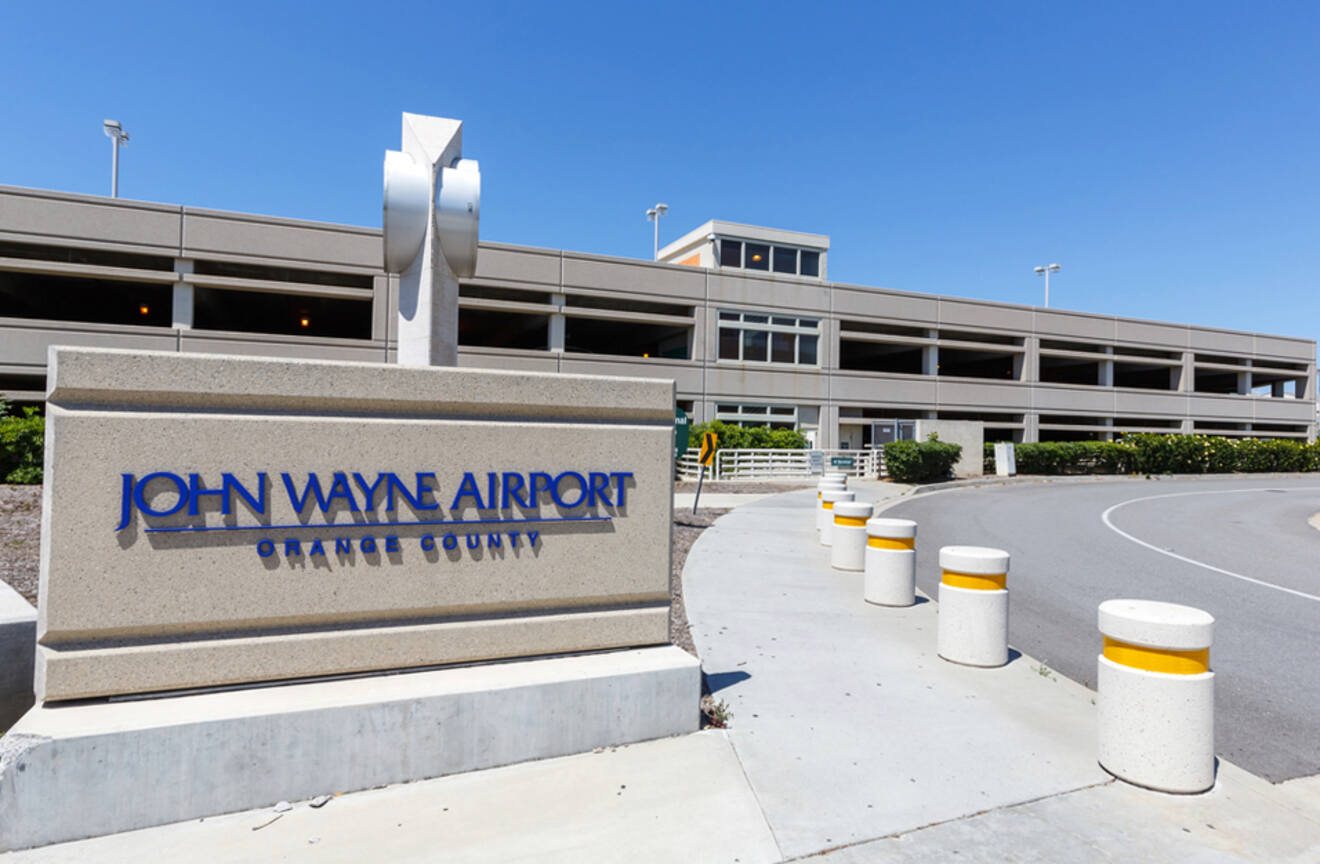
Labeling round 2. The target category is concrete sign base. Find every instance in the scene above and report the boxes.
[0,645,699,851]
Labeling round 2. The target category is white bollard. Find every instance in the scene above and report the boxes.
[830,501,874,571]
[937,546,1010,667]
[815,480,847,533]
[864,518,917,606]
[823,472,848,485]
[1097,599,1215,794]
[819,489,855,547]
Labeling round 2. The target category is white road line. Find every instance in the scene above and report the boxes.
[1100,487,1320,603]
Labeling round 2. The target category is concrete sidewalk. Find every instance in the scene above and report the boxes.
[681,485,1320,861]
[7,481,1319,862]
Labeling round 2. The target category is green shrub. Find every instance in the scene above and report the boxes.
[0,399,44,484]
[686,420,809,451]
[884,435,962,483]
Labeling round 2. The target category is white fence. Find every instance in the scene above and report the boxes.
[676,448,885,481]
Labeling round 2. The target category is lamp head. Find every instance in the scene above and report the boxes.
[655,202,668,216]
[646,208,657,221]
[1034,266,1046,275]
[1048,263,1061,273]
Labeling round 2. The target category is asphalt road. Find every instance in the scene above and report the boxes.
[884,475,1320,783]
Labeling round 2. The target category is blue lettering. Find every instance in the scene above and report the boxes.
[388,472,440,511]
[385,535,400,553]
[589,472,612,506]
[116,473,134,530]
[502,472,530,509]
[465,533,481,549]
[507,530,521,547]
[552,471,588,508]
[527,530,540,547]
[334,537,352,555]
[450,472,485,510]
[529,472,553,506]
[187,473,268,517]
[610,472,634,506]
[325,472,359,511]
[361,536,377,554]
[487,533,501,549]
[442,534,458,551]
[420,534,435,551]
[256,539,275,557]
[133,472,189,518]
[308,538,326,556]
[353,473,388,510]
[283,473,328,513]
[284,538,302,556]
[488,473,498,511]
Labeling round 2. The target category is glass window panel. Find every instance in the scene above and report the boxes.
[770,406,795,415]
[719,240,742,268]
[745,243,770,270]
[800,250,820,277]
[799,317,819,329]
[743,330,768,362]
[716,404,738,413]
[772,246,797,273]
[771,331,795,363]
[771,316,796,327]
[719,310,740,321]
[742,405,768,414]
[718,327,740,360]
[744,313,768,324]
[799,334,818,365]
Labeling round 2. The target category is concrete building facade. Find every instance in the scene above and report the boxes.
[1,184,1314,446]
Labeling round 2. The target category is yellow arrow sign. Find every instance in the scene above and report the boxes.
[699,432,718,466]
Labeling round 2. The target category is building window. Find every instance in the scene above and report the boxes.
[714,236,823,278]
[772,246,797,274]
[715,403,798,429]
[717,310,819,365]
[719,240,742,268]
[745,243,770,271]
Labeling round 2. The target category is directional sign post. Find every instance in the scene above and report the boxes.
[674,408,691,462]
[693,431,717,514]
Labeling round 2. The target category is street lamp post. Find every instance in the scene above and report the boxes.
[646,202,668,260]
[1034,262,1060,307]
[102,119,130,198]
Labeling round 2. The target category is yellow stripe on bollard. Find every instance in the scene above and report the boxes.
[834,515,868,527]
[941,569,1007,591]
[823,501,834,510]
[868,536,915,550]
[1103,637,1210,675]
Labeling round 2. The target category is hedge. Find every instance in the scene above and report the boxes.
[686,419,809,451]
[884,436,962,483]
[983,434,1320,476]
[0,399,44,484]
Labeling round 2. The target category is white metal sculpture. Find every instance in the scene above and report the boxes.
[383,113,481,366]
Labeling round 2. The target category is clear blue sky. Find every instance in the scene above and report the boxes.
[3,2,1318,346]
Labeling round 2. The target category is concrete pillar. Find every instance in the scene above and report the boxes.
[1101,418,1114,441]
[865,518,917,606]
[1271,381,1285,398]
[549,293,566,352]
[937,546,1010,668]
[1024,412,1040,443]
[1180,352,1195,393]
[1180,419,1194,435]
[1236,366,1251,396]
[370,274,391,343]
[1023,336,1040,383]
[1099,347,1114,387]
[922,330,939,376]
[1097,599,1215,794]
[172,259,194,330]
[830,501,874,571]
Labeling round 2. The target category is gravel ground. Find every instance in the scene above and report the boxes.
[673,481,814,494]
[0,485,40,606]
[0,484,732,652]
